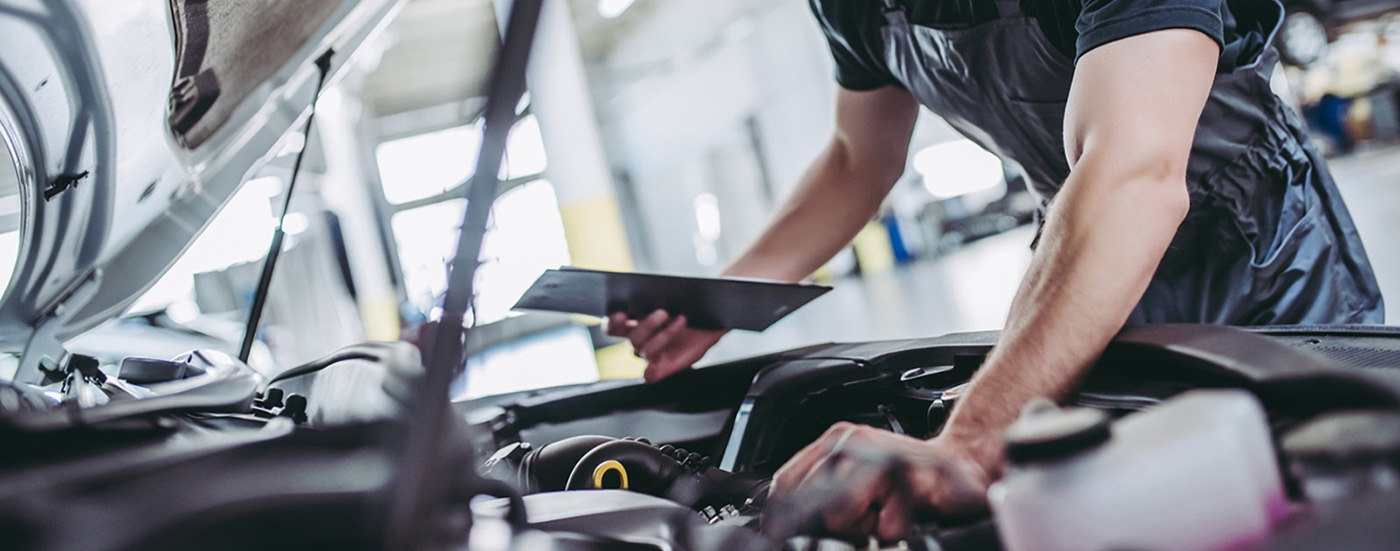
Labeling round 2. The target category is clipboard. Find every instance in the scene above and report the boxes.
[512,267,832,332]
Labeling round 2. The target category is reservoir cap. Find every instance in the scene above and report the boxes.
[1004,403,1111,464]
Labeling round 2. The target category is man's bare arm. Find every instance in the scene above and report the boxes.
[724,86,919,281]
[937,29,1220,468]
[610,86,919,381]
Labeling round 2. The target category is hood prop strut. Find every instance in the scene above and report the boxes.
[236,49,334,363]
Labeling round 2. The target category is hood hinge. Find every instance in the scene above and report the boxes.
[15,271,103,385]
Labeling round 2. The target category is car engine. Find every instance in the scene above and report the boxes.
[5,318,1400,549]
[455,324,1400,550]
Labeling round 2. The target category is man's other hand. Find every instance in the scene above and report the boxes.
[767,422,991,542]
[605,310,725,382]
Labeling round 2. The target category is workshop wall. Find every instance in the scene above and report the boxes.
[596,0,838,275]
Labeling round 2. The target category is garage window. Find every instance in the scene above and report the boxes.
[375,114,570,324]
[374,112,596,398]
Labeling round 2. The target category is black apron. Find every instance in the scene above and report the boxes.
[879,0,1384,324]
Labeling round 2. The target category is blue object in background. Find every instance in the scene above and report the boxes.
[882,212,912,263]
[1304,93,1355,154]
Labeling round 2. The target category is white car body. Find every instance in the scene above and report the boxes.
[0,0,401,384]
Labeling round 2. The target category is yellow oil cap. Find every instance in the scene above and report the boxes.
[592,460,629,490]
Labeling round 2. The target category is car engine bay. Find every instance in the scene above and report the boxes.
[8,324,1400,549]
[453,324,1400,550]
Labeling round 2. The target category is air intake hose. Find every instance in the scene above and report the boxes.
[565,440,684,494]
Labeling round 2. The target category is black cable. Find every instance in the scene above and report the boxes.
[238,49,335,363]
[474,478,530,529]
[258,350,377,394]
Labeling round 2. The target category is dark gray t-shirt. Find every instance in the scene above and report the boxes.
[810,0,1275,91]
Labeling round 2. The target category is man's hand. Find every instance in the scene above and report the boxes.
[606,310,725,382]
[615,89,917,383]
[767,422,990,542]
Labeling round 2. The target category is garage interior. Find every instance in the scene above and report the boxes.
[6,0,1400,549]
[65,0,1400,397]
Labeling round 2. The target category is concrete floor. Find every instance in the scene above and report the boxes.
[1329,146,1400,319]
[703,146,1400,365]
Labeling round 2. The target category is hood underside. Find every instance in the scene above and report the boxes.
[0,0,402,382]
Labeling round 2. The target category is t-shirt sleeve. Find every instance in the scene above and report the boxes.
[1075,0,1226,61]
[809,0,895,91]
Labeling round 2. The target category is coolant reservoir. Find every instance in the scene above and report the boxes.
[989,389,1286,551]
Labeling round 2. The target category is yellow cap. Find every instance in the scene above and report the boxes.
[592,460,629,490]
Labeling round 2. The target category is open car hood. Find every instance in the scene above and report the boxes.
[0,0,401,383]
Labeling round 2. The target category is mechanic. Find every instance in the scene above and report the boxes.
[607,0,1385,540]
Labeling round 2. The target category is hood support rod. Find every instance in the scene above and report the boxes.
[237,49,334,363]
[383,0,544,547]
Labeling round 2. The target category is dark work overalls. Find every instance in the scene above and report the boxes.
[879,0,1384,324]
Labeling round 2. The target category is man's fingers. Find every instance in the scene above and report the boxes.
[643,327,726,382]
[629,310,670,347]
[771,422,856,497]
[772,423,919,539]
[824,504,878,539]
[605,312,629,337]
[640,315,688,359]
[771,446,816,496]
[770,424,994,541]
[876,486,914,542]
[795,452,837,498]
[644,360,685,382]
[818,455,890,535]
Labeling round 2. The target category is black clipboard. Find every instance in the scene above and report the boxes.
[512,268,832,332]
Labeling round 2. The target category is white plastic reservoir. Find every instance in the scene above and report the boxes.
[989,389,1286,551]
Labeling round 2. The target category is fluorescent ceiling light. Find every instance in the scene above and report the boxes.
[913,139,1004,199]
[598,0,635,19]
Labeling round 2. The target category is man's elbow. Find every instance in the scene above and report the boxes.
[1131,156,1191,224]
[828,134,906,188]
[1148,171,1191,226]
[1072,150,1192,225]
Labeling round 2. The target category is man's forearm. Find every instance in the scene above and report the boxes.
[938,162,1190,468]
[724,140,900,282]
